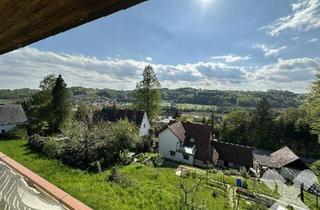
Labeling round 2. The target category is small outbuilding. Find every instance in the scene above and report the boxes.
[0,105,27,135]
[254,146,309,180]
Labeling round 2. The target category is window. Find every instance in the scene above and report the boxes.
[143,124,146,128]
[190,138,195,143]
[183,153,189,160]
[1,129,5,134]
[170,151,175,156]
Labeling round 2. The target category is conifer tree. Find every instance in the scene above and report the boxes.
[133,65,161,120]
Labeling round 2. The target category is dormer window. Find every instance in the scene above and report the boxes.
[190,138,195,143]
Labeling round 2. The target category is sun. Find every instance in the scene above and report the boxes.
[199,0,213,11]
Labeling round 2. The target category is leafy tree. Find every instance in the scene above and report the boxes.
[51,75,70,132]
[108,119,141,154]
[220,110,251,145]
[133,65,161,120]
[303,68,320,141]
[74,103,91,123]
[251,97,274,149]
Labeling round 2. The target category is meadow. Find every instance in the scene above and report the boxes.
[0,139,318,210]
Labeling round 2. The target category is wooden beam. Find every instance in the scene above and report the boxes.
[0,0,146,55]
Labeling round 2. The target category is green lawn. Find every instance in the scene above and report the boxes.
[1,139,318,209]
[0,139,252,210]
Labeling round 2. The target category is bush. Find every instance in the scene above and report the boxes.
[223,170,231,176]
[60,140,87,168]
[28,134,49,152]
[7,125,28,139]
[107,167,132,187]
[240,167,248,178]
[229,169,240,176]
[88,161,102,173]
[209,169,218,174]
[119,150,133,165]
[42,138,60,158]
[136,153,164,168]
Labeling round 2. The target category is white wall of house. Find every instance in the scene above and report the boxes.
[158,129,193,165]
[0,124,17,134]
[139,113,151,136]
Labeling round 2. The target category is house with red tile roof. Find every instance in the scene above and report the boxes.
[158,121,254,169]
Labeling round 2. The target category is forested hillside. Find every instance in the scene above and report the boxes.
[0,87,303,108]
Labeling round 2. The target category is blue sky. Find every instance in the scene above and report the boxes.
[1,0,320,92]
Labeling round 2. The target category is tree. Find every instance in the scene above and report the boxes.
[220,110,251,145]
[74,103,91,123]
[133,65,161,120]
[251,97,274,149]
[51,75,70,132]
[22,74,57,135]
[303,68,320,141]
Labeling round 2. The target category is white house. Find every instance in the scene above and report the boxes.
[158,121,215,165]
[97,108,150,136]
[0,105,27,135]
[158,121,255,169]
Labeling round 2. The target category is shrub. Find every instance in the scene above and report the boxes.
[60,139,87,168]
[209,169,218,174]
[240,167,248,178]
[42,138,60,158]
[223,170,231,176]
[153,155,164,167]
[7,125,28,139]
[28,134,49,152]
[88,161,102,173]
[229,169,240,176]
[119,149,133,165]
[107,167,132,187]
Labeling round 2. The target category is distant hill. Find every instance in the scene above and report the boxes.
[0,87,304,109]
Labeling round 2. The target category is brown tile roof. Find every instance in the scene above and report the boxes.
[0,152,92,210]
[213,140,254,168]
[254,146,308,169]
[270,146,299,168]
[167,121,215,163]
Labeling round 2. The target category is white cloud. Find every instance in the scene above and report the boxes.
[211,54,250,63]
[261,0,320,36]
[252,57,320,92]
[309,38,318,42]
[145,56,153,62]
[0,47,319,93]
[253,44,287,57]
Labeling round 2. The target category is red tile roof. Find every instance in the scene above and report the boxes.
[167,121,215,163]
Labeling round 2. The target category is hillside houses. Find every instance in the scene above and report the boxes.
[0,105,27,135]
[158,121,254,169]
[158,120,310,179]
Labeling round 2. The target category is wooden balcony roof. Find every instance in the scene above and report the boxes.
[0,0,146,55]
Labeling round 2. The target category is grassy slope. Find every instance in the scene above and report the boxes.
[1,139,317,209]
[0,139,235,210]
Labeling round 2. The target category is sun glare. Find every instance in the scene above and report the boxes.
[199,0,213,11]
